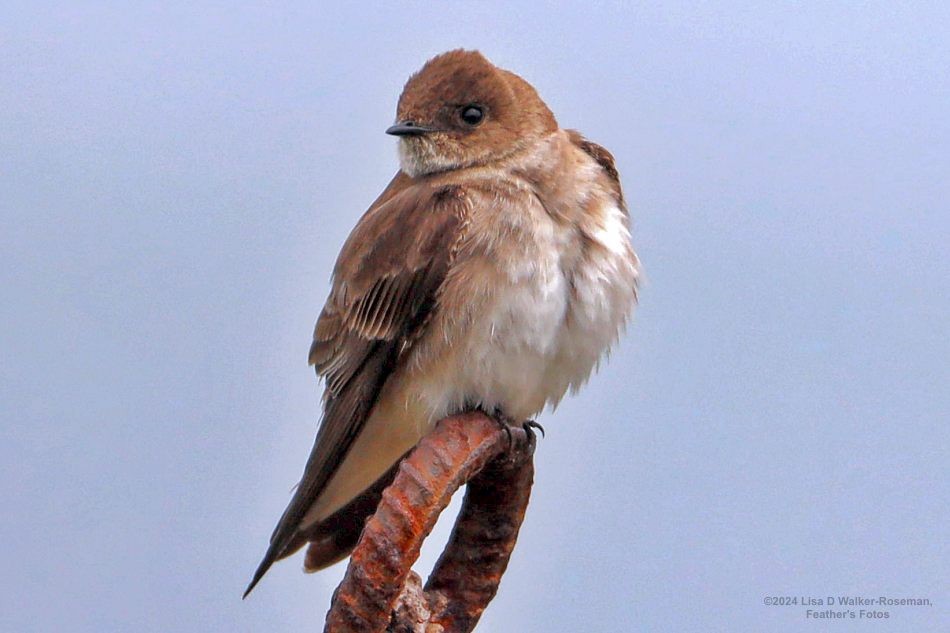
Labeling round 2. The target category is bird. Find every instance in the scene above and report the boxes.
[244,49,639,598]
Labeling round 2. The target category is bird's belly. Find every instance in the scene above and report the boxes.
[456,259,571,420]
[417,202,637,421]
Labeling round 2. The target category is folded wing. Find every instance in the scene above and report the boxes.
[244,176,468,597]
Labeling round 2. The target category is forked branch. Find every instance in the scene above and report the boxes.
[323,412,537,633]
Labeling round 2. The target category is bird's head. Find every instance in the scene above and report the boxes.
[389,50,557,177]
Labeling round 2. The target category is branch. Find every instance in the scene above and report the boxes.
[323,412,537,633]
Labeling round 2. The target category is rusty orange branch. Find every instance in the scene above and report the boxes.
[323,412,536,633]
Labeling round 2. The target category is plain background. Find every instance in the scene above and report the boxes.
[2,2,947,631]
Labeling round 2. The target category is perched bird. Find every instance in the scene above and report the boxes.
[245,49,639,597]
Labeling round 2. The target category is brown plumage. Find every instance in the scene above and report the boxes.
[245,178,465,596]
[245,49,639,597]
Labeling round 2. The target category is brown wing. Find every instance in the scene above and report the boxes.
[567,130,624,206]
[244,176,467,597]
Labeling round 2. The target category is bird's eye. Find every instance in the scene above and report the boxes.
[460,105,484,126]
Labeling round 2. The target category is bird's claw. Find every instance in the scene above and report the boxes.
[482,408,545,451]
[489,408,517,451]
[522,419,545,439]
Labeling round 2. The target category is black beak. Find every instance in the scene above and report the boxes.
[385,121,436,136]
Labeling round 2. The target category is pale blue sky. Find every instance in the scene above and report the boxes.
[1,2,947,631]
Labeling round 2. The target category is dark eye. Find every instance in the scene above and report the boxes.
[460,105,484,126]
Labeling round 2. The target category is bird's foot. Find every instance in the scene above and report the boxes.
[487,410,545,451]
[488,407,518,450]
[522,419,545,439]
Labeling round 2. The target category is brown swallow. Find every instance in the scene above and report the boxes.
[245,49,639,597]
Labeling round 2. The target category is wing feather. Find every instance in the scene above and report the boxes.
[567,129,624,207]
[244,177,467,597]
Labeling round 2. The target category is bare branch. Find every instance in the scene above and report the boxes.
[323,412,536,633]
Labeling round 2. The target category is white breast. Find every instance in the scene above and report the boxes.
[544,200,640,407]
[419,198,638,423]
